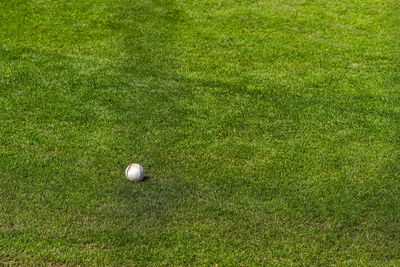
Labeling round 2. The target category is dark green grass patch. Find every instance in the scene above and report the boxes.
[1,0,400,265]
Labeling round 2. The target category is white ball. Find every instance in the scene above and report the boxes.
[125,163,144,182]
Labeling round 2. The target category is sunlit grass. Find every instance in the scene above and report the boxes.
[0,0,399,265]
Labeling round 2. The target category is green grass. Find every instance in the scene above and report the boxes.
[0,0,399,265]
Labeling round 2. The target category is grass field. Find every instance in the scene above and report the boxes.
[0,0,399,265]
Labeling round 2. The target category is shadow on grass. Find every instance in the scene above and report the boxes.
[109,0,198,226]
[140,175,151,182]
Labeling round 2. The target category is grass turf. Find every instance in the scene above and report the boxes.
[0,0,399,265]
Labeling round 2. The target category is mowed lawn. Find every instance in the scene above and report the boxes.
[0,0,399,265]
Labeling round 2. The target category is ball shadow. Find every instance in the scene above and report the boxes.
[141,175,151,182]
